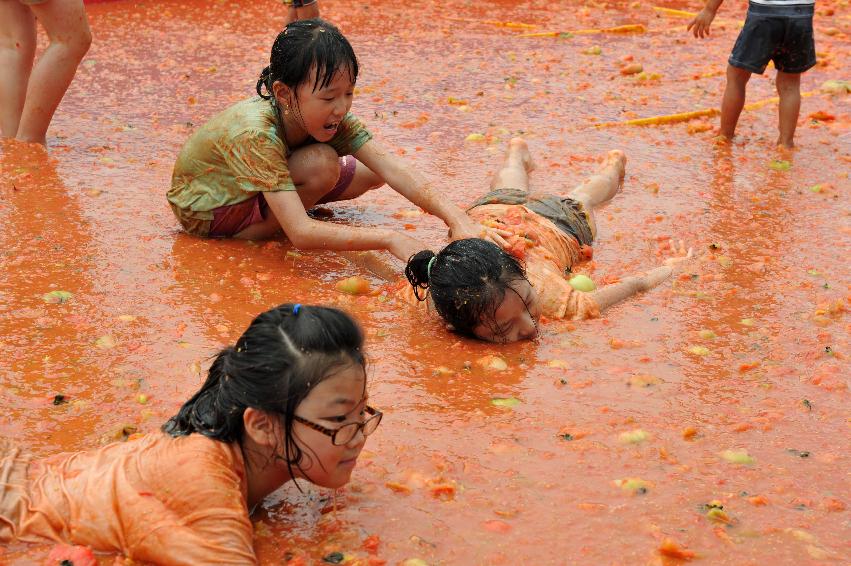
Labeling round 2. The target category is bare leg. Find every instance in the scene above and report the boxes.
[0,2,36,138]
[489,137,534,192]
[235,143,384,240]
[566,150,627,236]
[775,70,801,149]
[16,0,91,144]
[297,2,320,20]
[285,0,320,24]
[719,64,752,140]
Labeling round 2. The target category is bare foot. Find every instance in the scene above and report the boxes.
[776,138,795,150]
[713,133,732,146]
[603,149,627,186]
[508,137,535,173]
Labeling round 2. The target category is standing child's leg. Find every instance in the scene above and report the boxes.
[775,71,801,148]
[0,2,37,138]
[15,0,91,144]
[489,137,534,192]
[719,64,752,140]
[285,0,320,25]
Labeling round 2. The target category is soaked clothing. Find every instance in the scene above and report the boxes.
[167,97,372,237]
[468,188,594,247]
[0,435,257,565]
[729,2,816,74]
[205,155,357,238]
[466,190,599,320]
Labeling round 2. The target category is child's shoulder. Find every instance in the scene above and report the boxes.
[197,97,279,138]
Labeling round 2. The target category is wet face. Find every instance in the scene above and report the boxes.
[291,362,369,489]
[473,279,542,343]
[288,66,355,143]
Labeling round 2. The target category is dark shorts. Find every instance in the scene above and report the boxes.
[729,2,816,74]
[468,188,595,246]
[283,0,317,7]
[208,155,356,238]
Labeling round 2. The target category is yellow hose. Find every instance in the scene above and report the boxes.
[520,24,646,37]
[594,90,817,128]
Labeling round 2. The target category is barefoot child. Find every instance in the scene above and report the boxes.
[404,139,692,343]
[167,19,498,263]
[0,304,382,564]
[687,0,816,148]
[0,0,92,144]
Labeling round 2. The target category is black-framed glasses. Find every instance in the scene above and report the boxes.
[294,406,383,446]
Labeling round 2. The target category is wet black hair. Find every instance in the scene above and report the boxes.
[163,303,365,480]
[405,238,529,338]
[256,18,358,101]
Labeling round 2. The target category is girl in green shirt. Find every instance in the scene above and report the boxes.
[168,19,504,262]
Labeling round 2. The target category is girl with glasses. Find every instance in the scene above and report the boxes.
[0,303,381,564]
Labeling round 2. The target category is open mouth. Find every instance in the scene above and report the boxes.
[323,122,339,134]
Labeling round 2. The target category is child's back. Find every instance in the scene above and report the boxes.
[2,434,254,563]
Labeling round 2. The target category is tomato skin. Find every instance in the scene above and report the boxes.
[362,534,381,555]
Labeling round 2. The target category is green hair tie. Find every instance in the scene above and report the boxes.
[426,256,437,279]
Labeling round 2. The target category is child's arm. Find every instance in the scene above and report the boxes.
[590,245,693,311]
[264,190,426,262]
[354,139,509,247]
[687,0,724,38]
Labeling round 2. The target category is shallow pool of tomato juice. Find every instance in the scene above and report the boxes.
[1,0,848,563]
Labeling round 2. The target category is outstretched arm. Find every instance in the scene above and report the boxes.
[590,244,693,311]
[264,189,425,262]
[687,0,724,38]
[354,139,509,247]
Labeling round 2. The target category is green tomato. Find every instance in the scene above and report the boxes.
[568,274,596,292]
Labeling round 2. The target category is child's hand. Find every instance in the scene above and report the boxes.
[449,215,511,249]
[687,9,716,38]
[389,233,429,263]
[663,240,694,269]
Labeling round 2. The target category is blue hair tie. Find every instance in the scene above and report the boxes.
[426,256,437,280]
[293,304,301,315]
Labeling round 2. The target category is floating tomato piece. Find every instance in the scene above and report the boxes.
[482,519,512,533]
[362,534,381,555]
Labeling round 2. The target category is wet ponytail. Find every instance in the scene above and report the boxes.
[163,304,366,477]
[404,239,528,336]
[404,249,437,301]
[163,346,239,439]
[256,65,273,100]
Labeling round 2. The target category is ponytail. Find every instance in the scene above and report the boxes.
[404,250,437,301]
[256,65,273,100]
[162,347,240,439]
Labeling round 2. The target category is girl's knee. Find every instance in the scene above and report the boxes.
[291,143,340,189]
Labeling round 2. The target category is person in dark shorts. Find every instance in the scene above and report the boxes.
[688,0,816,148]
